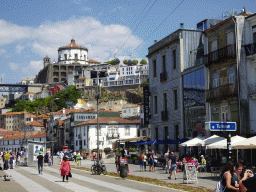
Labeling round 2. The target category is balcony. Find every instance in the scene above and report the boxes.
[204,44,236,67]
[161,110,168,121]
[244,42,256,56]
[107,133,119,138]
[160,72,167,82]
[248,83,256,95]
[206,83,237,101]
[78,134,82,139]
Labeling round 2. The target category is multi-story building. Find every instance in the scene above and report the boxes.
[204,11,254,137]
[35,39,91,84]
[0,111,31,131]
[121,105,140,119]
[21,92,36,102]
[73,117,140,151]
[244,13,256,135]
[147,23,206,153]
[36,91,50,99]
[0,96,7,109]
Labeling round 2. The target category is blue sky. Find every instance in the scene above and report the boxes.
[0,0,255,84]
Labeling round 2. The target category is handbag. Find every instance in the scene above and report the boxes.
[68,171,72,178]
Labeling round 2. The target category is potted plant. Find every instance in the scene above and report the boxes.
[104,147,111,154]
[133,156,139,165]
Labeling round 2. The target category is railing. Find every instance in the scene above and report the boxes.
[161,110,168,121]
[244,42,256,56]
[107,133,119,138]
[204,44,236,67]
[160,72,167,82]
[206,83,237,101]
[248,83,256,95]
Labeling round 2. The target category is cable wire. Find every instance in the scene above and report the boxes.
[113,0,158,57]
[130,0,186,55]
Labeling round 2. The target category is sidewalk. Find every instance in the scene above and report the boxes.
[75,159,218,190]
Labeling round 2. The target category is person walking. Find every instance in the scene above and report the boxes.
[60,156,71,182]
[76,152,81,166]
[37,152,44,175]
[139,152,144,172]
[4,151,9,170]
[143,153,147,171]
[44,152,49,168]
[73,151,77,162]
[168,152,177,180]
[9,152,14,169]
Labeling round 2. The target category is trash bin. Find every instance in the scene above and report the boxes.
[120,164,128,178]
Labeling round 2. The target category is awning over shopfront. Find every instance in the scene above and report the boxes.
[232,136,256,149]
[179,137,204,147]
[206,135,246,149]
[200,134,226,146]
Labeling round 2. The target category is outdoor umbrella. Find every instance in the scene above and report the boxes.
[206,135,246,149]
[176,138,189,144]
[179,137,204,147]
[232,136,256,149]
[200,134,226,146]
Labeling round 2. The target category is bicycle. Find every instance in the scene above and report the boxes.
[91,160,107,175]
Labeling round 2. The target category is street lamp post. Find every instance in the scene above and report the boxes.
[95,72,100,164]
[51,97,59,165]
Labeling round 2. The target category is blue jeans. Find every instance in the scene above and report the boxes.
[4,160,8,170]
[38,163,43,174]
[9,159,13,169]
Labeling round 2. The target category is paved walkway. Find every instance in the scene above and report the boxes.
[71,159,218,190]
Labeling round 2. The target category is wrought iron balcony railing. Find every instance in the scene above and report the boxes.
[244,42,256,56]
[206,83,237,101]
[160,72,167,82]
[204,44,236,67]
[161,110,168,121]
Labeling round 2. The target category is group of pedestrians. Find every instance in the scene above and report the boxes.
[0,150,23,170]
[220,161,255,191]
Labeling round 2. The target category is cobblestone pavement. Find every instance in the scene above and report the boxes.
[0,162,189,192]
[77,159,218,190]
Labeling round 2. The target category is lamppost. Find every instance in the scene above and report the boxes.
[50,97,59,164]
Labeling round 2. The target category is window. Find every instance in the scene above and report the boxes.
[164,126,168,139]
[173,90,178,110]
[84,127,86,136]
[75,54,78,60]
[154,95,158,114]
[64,54,67,60]
[211,39,218,52]
[228,67,236,84]
[172,50,176,69]
[123,110,126,113]
[135,79,139,83]
[125,126,130,136]
[163,92,167,111]
[153,60,157,77]
[212,72,220,88]
[84,140,86,146]
[155,127,159,151]
[76,140,78,146]
[221,105,228,122]
[227,32,234,45]
[162,55,166,72]
[253,25,256,43]
[84,55,86,60]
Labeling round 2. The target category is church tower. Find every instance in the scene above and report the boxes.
[43,55,51,67]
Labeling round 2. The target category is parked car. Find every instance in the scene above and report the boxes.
[64,152,74,161]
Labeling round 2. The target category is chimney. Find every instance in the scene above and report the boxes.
[62,108,65,114]
[180,23,184,29]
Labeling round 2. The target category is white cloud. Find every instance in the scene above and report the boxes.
[22,60,43,76]
[30,17,142,62]
[0,20,32,45]
[0,49,6,55]
[9,62,19,70]
[15,45,25,54]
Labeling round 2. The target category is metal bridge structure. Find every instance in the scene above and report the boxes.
[0,84,28,92]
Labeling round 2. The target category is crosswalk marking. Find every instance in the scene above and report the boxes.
[8,169,51,192]
[46,167,143,192]
[20,167,97,192]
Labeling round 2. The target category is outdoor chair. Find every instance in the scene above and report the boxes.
[198,164,207,172]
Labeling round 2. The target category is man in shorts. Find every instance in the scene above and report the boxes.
[168,152,177,180]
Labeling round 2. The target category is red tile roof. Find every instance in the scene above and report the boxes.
[0,131,46,141]
[88,59,100,63]
[23,92,36,95]
[35,114,50,119]
[74,117,140,127]
[0,111,31,116]
[27,114,37,118]
[26,121,44,127]
[64,42,81,48]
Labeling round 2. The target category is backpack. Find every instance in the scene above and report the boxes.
[140,156,143,161]
[215,177,226,192]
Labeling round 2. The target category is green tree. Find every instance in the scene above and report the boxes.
[107,59,115,65]
[123,59,128,64]
[140,59,147,64]
[132,60,138,65]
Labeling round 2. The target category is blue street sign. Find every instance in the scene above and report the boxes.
[209,122,236,131]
